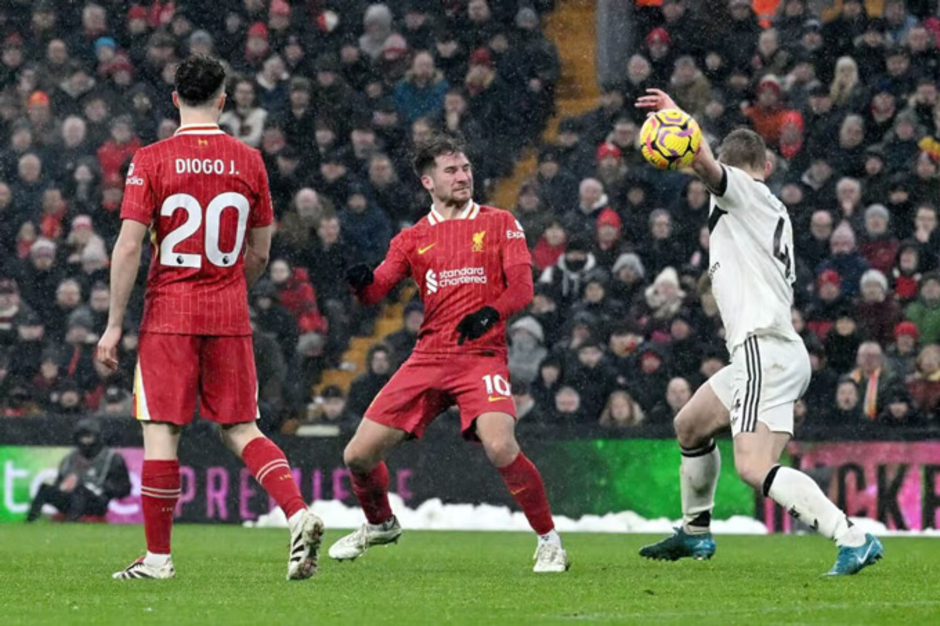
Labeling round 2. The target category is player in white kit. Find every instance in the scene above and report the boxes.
[635,90,882,576]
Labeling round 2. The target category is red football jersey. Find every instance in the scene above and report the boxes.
[377,202,531,356]
[121,124,273,336]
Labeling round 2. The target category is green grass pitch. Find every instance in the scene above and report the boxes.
[2,525,938,625]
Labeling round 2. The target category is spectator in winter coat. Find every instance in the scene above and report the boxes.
[805,269,847,340]
[639,267,687,334]
[885,321,920,381]
[508,316,548,386]
[816,223,869,298]
[384,301,423,369]
[905,272,940,344]
[394,51,448,125]
[514,181,551,249]
[251,279,299,364]
[878,387,924,426]
[268,259,328,335]
[539,235,597,308]
[892,242,923,305]
[908,344,940,421]
[610,253,646,308]
[338,184,392,267]
[95,116,139,182]
[856,269,901,346]
[593,209,625,270]
[859,204,899,275]
[649,376,693,426]
[639,209,685,277]
[347,344,393,418]
[564,177,610,242]
[219,79,268,148]
[825,306,863,376]
[850,341,902,420]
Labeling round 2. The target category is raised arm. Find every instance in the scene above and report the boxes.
[635,88,724,191]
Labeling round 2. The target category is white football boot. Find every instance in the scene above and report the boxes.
[112,556,175,580]
[533,543,570,573]
[328,515,402,561]
[287,508,325,580]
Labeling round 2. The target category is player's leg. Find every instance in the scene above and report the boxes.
[202,336,323,580]
[26,484,71,522]
[331,357,444,561]
[640,374,729,561]
[114,333,197,580]
[474,411,569,573]
[735,421,881,575]
[112,421,182,579]
[329,418,409,561]
[734,337,881,576]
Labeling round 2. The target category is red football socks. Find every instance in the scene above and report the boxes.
[351,462,393,525]
[498,453,555,535]
[141,460,181,555]
[242,437,306,519]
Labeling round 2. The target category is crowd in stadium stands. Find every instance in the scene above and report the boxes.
[0,0,939,435]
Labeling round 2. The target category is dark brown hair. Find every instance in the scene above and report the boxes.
[718,128,766,171]
[412,132,467,176]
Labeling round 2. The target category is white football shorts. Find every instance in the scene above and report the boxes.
[709,334,811,437]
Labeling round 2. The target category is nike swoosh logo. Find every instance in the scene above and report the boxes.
[857,542,874,565]
[418,244,436,255]
[488,396,508,402]
[510,487,526,495]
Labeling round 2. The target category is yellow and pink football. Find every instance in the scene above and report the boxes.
[639,108,702,170]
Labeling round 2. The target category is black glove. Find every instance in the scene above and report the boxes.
[455,306,500,345]
[346,264,374,290]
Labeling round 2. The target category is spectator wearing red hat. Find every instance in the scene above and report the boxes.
[268,0,293,50]
[465,47,521,152]
[744,75,803,145]
[26,91,56,146]
[594,208,625,269]
[886,321,920,380]
[594,141,628,198]
[806,269,846,340]
[242,22,271,71]
[644,27,675,85]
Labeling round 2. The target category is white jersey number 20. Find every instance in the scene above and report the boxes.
[159,192,250,269]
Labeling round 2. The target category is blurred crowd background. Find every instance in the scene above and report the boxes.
[0,0,938,437]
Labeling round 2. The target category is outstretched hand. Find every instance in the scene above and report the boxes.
[635,88,678,115]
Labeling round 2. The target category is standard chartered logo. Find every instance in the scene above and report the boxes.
[426,267,487,295]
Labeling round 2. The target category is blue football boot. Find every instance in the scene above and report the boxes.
[825,533,883,576]
[639,527,716,561]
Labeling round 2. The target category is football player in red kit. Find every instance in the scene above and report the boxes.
[96,56,323,581]
[328,134,569,572]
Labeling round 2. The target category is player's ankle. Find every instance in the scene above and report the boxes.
[144,552,171,568]
[538,529,562,547]
[683,523,711,536]
[368,516,395,531]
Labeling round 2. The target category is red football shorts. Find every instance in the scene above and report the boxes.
[133,333,259,425]
[364,353,516,439]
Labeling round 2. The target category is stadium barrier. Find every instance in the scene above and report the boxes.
[1,416,938,529]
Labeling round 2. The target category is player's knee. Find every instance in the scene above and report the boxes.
[674,412,704,449]
[483,437,520,468]
[343,445,377,475]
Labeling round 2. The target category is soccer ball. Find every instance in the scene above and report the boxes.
[639,109,702,170]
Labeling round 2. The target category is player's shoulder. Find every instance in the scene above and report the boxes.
[476,205,518,226]
[392,218,429,246]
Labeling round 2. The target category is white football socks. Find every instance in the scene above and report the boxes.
[765,466,866,548]
[680,441,720,535]
[144,552,170,568]
[538,529,562,548]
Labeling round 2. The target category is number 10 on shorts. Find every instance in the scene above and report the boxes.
[483,374,510,397]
